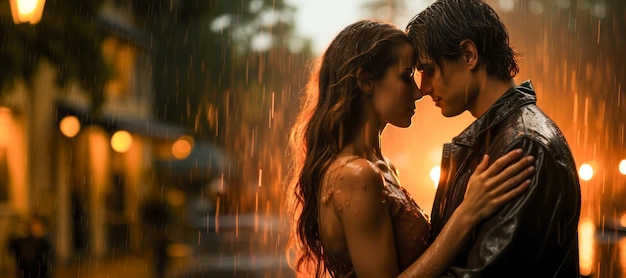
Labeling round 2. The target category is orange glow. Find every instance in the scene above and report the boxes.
[9,0,46,24]
[578,163,593,181]
[167,243,192,258]
[110,130,132,153]
[172,135,194,160]
[578,218,595,276]
[430,166,440,188]
[578,218,596,276]
[619,159,626,175]
[166,189,186,206]
[0,107,28,214]
[0,107,11,145]
[381,103,473,216]
[620,237,626,276]
[621,213,626,228]
[59,116,80,138]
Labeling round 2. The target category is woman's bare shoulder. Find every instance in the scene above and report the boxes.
[328,157,387,217]
[334,157,383,185]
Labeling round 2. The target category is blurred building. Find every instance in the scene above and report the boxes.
[0,0,230,267]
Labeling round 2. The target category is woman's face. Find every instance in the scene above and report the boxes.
[416,52,478,118]
[371,42,422,128]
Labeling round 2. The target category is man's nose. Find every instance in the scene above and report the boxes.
[420,77,433,96]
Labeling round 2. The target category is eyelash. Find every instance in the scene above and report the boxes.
[403,72,414,81]
[419,67,433,76]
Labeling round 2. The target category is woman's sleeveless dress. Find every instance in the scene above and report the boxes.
[320,156,431,277]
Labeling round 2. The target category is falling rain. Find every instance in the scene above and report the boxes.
[0,0,624,277]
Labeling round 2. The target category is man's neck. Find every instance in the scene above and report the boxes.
[470,75,516,118]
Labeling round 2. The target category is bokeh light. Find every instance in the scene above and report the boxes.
[430,166,440,188]
[10,0,46,24]
[172,135,194,160]
[59,116,80,138]
[619,159,626,175]
[578,163,594,181]
[110,130,132,153]
[17,0,38,15]
[578,217,595,276]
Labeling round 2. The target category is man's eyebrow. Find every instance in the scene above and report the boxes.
[415,57,427,67]
[415,63,428,71]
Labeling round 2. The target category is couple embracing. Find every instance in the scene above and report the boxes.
[287,0,581,277]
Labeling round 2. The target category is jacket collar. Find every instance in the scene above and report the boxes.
[452,80,537,147]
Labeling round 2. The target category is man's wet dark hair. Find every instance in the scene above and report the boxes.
[406,0,519,80]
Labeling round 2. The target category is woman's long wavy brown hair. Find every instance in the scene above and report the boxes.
[286,20,411,277]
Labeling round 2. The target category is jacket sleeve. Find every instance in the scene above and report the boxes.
[442,137,581,277]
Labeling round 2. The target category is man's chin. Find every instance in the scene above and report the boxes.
[441,109,463,118]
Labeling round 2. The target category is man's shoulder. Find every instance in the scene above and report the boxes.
[495,104,569,149]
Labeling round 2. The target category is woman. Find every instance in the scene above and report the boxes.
[286,20,535,278]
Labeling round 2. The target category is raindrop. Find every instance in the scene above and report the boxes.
[321,192,333,204]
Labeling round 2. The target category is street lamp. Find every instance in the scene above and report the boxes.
[9,0,46,25]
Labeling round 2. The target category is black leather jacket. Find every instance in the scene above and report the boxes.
[430,81,581,277]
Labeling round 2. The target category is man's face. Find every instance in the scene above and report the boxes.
[416,53,477,117]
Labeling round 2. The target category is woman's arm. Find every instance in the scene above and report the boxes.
[400,149,534,278]
[332,158,400,277]
[334,150,533,278]
[442,141,579,277]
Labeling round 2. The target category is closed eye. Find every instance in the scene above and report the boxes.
[417,66,434,77]
[402,68,415,80]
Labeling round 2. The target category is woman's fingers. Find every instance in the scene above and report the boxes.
[491,179,531,206]
[464,150,536,221]
[473,154,491,175]
[480,149,523,178]
[488,155,535,188]
[490,164,535,197]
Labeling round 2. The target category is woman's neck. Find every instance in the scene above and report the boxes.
[340,118,384,162]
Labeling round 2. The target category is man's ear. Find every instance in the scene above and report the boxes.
[459,39,478,70]
[356,68,374,94]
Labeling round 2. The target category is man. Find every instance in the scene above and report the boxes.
[405,0,581,277]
